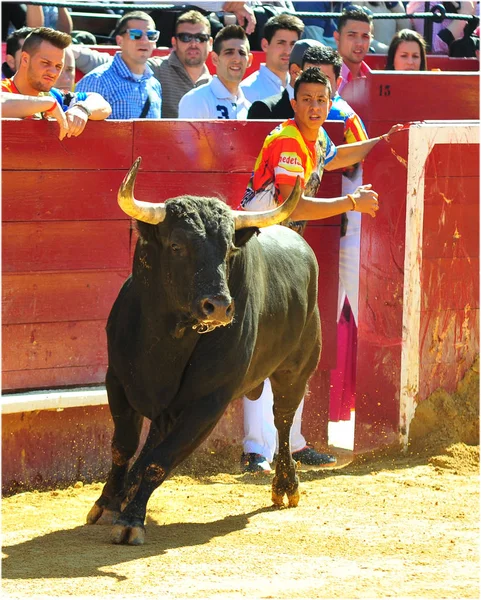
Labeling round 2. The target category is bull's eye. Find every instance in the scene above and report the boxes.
[171,243,181,253]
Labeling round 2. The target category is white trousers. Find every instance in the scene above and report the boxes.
[243,174,362,461]
[337,213,361,325]
[338,174,362,325]
[243,378,306,462]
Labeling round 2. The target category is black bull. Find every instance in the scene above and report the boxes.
[87,159,321,545]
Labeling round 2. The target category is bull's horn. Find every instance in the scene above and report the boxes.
[118,157,167,224]
[232,176,302,230]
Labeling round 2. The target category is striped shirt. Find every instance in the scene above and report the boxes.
[76,52,161,119]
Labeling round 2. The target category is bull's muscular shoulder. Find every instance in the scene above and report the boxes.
[255,225,317,274]
[258,224,312,253]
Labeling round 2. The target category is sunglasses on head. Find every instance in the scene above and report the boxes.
[175,32,210,43]
[120,28,160,42]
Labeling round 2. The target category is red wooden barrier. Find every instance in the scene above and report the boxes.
[340,72,479,452]
[2,119,343,395]
[342,71,479,130]
[357,128,478,451]
[2,65,478,492]
[2,118,344,491]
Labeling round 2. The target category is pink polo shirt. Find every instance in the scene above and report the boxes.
[338,61,371,96]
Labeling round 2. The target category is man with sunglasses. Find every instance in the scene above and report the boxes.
[76,11,162,119]
[73,10,212,118]
[155,10,213,117]
[178,24,252,119]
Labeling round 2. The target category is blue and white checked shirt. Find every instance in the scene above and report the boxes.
[76,52,162,119]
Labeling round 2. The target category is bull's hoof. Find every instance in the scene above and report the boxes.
[98,509,120,525]
[110,522,145,545]
[271,488,300,507]
[271,490,286,507]
[86,503,120,525]
[287,489,300,508]
[86,503,103,524]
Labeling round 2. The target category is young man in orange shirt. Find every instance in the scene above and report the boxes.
[240,67,402,472]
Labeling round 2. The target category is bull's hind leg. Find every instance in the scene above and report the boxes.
[270,376,307,508]
[86,368,143,526]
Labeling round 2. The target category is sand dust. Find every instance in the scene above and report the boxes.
[2,441,479,600]
[2,360,479,599]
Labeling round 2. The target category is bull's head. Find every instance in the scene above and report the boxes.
[117,158,301,337]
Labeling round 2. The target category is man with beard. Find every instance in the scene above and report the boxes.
[178,25,252,119]
[75,11,162,119]
[158,10,213,117]
[72,10,213,118]
[240,13,304,103]
[1,27,111,140]
[334,6,373,95]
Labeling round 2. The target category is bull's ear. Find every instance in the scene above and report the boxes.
[234,227,259,247]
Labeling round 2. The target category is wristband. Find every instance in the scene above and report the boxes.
[43,99,57,114]
[73,101,92,118]
[347,194,357,211]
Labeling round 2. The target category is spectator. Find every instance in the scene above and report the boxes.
[72,10,212,118]
[178,25,252,119]
[56,46,77,93]
[351,2,412,51]
[149,2,256,47]
[247,38,322,119]
[239,67,402,473]
[1,27,111,140]
[385,29,428,70]
[76,11,162,119]
[2,27,32,79]
[406,1,477,53]
[199,1,257,34]
[240,13,305,103]
[334,6,373,95]
[160,10,213,117]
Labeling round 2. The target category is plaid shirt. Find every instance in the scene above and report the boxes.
[76,52,162,119]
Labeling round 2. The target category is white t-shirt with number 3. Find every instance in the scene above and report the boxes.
[178,75,251,120]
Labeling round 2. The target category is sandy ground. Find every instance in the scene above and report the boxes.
[2,442,479,600]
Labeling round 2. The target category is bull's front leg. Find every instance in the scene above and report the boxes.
[86,369,144,527]
[109,394,230,546]
[271,403,299,508]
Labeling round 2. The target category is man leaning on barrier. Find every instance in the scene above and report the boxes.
[1,27,111,140]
